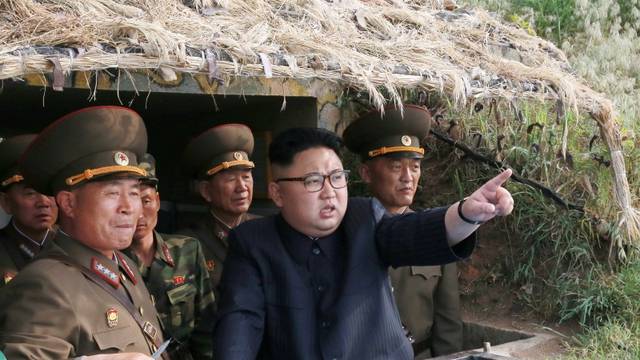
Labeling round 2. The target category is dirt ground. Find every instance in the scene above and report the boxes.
[457,223,582,359]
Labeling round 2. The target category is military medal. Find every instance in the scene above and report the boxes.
[106,308,118,328]
[3,272,15,284]
[173,275,185,286]
[206,259,215,271]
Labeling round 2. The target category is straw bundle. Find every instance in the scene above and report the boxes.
[0,0,638,246]
[0,0,589,109]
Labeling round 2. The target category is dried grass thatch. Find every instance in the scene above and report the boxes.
[0,0,638,247]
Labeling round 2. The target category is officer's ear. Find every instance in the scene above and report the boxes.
[197,180,212,204]
[0,191,10,214]
[268,182,284,208]
[358,163,372,184]
[55,190,76,218]
[154,191,161,213]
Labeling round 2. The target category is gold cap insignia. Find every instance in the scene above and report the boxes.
[401,135,412,146]
[106,308,119,328]
[113,151,129,166]
[206,259,215,271]
[233,151,243,160]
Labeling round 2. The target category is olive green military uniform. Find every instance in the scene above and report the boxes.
[387,210,462,357]
[0,222,56,286]
[0,134,56,287]
[0,232,165,358]
[0,106,169,359]
[125,231,215,360]
[344,104,463,357]
[179,211,258,298]
[389,263,461,356]
[180,123,259,295]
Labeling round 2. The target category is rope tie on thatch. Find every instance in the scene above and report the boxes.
[199,49,206,74]
[46,57,64,91]
[205,49,220,84]
[259,53,273,78]
[284,55,298,74]
[18,50,25,78]
[67,48,75,72]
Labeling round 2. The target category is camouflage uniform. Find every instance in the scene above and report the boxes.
[125,231,215,360]
[179,211,258,299]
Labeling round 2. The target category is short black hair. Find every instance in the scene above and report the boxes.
[269,128,342,167]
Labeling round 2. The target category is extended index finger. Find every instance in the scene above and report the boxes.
[483,168,512,192]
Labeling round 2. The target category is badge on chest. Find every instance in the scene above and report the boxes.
[3,272,15,284]
[106,307,119,328]
[206,259,215,271]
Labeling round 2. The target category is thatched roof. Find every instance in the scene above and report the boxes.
[0,0,611,111]
[1,0,638,247]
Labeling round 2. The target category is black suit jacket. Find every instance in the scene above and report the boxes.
[213,198,474,360]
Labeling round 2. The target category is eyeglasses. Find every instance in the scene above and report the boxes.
[275,170,350,193]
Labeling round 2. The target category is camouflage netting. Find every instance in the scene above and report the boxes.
[0,0,638,247]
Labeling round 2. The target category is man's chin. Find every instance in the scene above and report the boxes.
[314,219,341,236]
[133,228,152,239]
[396,196,414,207]
[229,205,250,215]
[115,237,134,250]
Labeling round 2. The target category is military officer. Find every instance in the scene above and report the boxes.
[0,106,169,360]
[125,154,215,360]
[343,104,463,357]
[179,124,259,295]
[0,134,58,286]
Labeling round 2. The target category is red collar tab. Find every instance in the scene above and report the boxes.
[161,243,175,267]
[115,252,137,285]
[91,257,120,288]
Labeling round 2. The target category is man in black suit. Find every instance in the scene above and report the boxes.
[213,127,514,360]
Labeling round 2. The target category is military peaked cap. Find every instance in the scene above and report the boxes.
[20,106,148,196]
[0,134,36,189]
[183,124,255,179]
[138,153,159,187]
[343,104,432,160]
